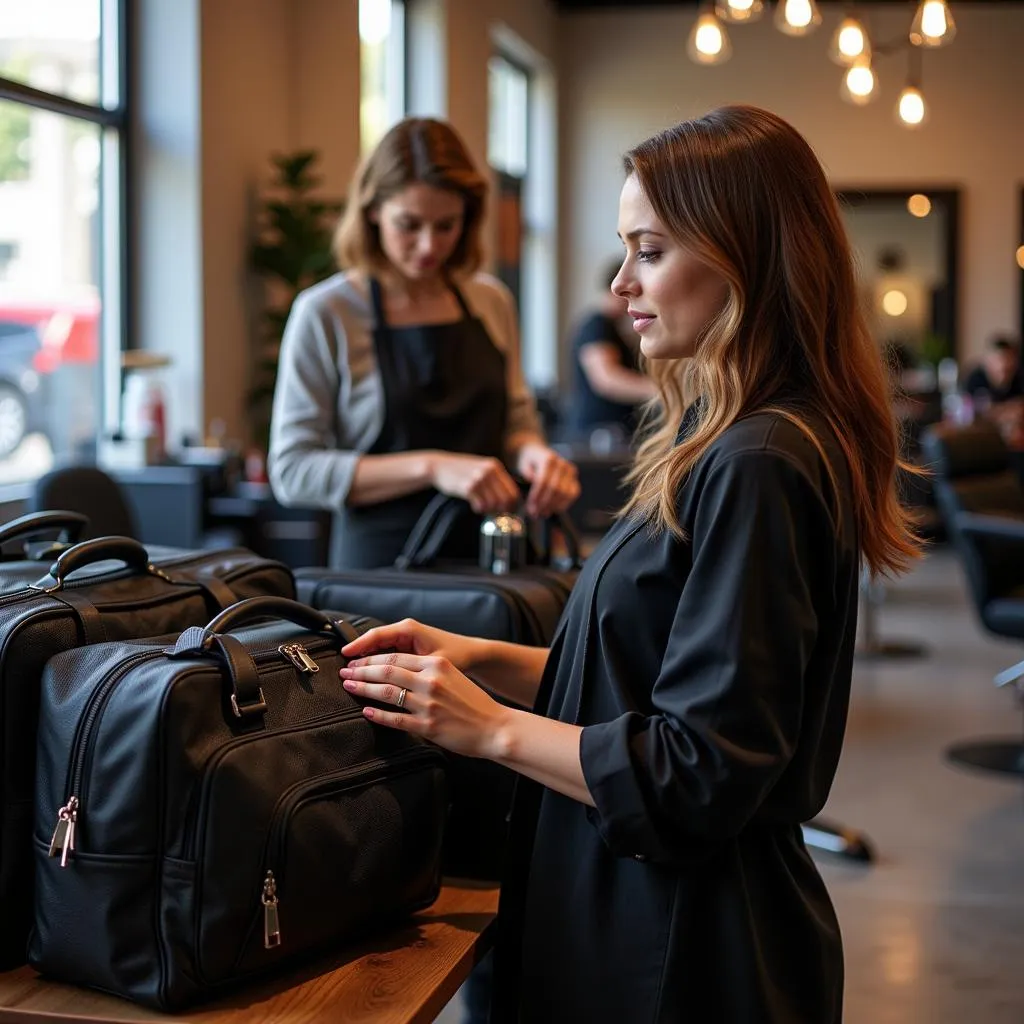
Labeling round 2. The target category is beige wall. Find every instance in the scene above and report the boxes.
[293,0,361,199]
[560,2,1024,379]
[195,0,556,444]
[200,0,293,443]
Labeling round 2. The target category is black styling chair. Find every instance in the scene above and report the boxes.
[30,465,138,541]
[921,420,1024,776]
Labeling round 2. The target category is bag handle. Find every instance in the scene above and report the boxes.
[31,536,156,593]
[534,511,584,571]
[394,493,470,570]
[0,510,89,553]
[168,597,361,722]
[395,489,583,571]
[201,596,356,643]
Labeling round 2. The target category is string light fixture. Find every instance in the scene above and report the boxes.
[896,45,927,128]
[775,0,822,37]
[828,11,870,66]
[686,1,956,130]
[688,4,733,65]
[716,0,764,23]
[910,0,956,47]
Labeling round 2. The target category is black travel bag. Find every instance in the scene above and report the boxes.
[296,495,581,880]
[0,510,193,590]
[29,597,447,1010]
[0,536,294,967]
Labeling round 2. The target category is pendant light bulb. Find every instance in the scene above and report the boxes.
[829,16,871,66]
[897,85,927,128]
[715,0,764,24]
[688,11,732,65]
[841,55,878,106]
[775,0,822,38]
[910,1,956,48]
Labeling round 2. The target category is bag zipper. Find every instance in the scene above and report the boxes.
[49,638,337,866]
[253,747,446,950]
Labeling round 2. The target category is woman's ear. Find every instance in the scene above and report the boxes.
[367,206,380,225]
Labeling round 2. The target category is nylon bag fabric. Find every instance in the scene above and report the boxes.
[29,597,447,1010]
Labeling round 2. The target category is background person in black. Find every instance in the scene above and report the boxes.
[336,106,921,1022]
[961,334,1024,449]
[962,334,1024,405]
[568,259,656,441]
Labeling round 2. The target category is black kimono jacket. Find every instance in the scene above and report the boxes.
[492,410,860,1023]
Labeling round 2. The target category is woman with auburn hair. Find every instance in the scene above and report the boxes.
[339,105,920,1022]
[269,117,577,569]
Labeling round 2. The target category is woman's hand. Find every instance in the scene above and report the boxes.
[341,618,483,675]
[429,452,520,514]
[515,443,580,518]
[340,652,509,759]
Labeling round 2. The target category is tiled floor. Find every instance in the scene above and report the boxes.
[436,548,1024,1022]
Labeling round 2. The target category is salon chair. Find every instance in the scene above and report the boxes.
[921,420,1024,776]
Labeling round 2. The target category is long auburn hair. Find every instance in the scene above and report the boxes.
[334,117,488,276]
[620,106,920,577]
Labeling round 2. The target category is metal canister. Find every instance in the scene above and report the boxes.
[479,513,527,575]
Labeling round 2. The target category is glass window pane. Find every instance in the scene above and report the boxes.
[0,1,102,107]
[361,0,405,154]
[0,99,102,482]
[488,56,528,178]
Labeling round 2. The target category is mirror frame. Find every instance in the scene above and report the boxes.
[1019,186,1024,343]
[835,187,961,362]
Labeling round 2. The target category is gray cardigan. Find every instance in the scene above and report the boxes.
[268,271,543,511]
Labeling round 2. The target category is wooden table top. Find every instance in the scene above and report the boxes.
[0,882,499,1024]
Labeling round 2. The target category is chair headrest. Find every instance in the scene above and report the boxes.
[921,421,1011,480]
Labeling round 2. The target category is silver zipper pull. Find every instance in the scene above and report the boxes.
[262,870,281,949]
[48,796,79,867]
[278,644,319,674]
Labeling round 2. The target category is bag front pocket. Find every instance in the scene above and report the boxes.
[193,744,446,984]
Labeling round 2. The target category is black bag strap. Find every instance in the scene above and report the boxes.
[168,598,362,722]
[159,568,238,614]
[394,489,584,571]
[50,590,107,646]
[394,494,470,570]
[532,512,584,571]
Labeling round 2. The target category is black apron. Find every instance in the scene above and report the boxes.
[330,277,509,569]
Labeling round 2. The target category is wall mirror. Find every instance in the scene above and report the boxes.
[837,188,959,372]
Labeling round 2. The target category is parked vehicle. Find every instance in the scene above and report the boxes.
[0,320,46,458]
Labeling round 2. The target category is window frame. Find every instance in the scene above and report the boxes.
[0,0,132,460]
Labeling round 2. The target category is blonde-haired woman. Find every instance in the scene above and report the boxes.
[339,106,920,1021]
[269,117,577,569]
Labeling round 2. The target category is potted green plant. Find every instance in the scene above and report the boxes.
[249,151,342,451]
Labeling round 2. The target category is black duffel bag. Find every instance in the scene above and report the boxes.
[296,494,581,881]
[30,597,448,1011]
[0,536,294,967]
[0,510,213,589]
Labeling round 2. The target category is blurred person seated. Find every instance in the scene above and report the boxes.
[567,259,656,445]
[963,334,1024,405]
[963,334,1024,449]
